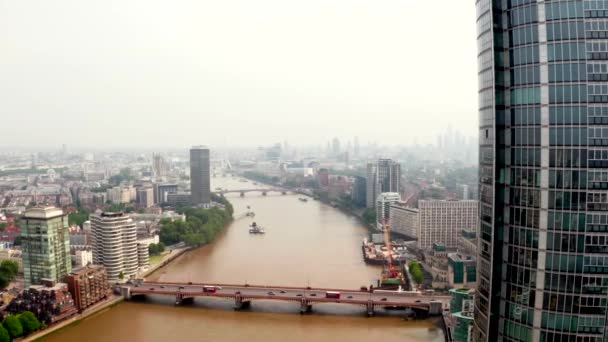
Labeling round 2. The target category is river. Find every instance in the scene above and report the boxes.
[41,177,443,342]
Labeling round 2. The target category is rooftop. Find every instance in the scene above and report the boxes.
[22,206,64,219]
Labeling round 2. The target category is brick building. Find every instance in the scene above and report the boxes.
[64,264,110,312]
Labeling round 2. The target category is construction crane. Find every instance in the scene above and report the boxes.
[382,220,400,279]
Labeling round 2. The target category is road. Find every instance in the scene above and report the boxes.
[124,281,450,311]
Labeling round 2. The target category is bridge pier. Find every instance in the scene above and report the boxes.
[366,301,375,317]
[234,296,251,310]
[120,287,132,300]
[299,299,312,314]
[175,293,193,305]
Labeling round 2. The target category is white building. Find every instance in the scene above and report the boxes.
[72,249,93,267]
[106,186,136,204]
[90,212,144,282]
[375,192,401,230]
[137,234,159,246]
[417,200,479,250]
[389,204,419,238]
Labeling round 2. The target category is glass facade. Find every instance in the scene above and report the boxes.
[474,1,608,341]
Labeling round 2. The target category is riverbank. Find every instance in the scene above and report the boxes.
[27,295,123,342]
[140,246,192,278]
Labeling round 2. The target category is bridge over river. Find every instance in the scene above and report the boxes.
[214,188,290,196]
[120,281,447,317]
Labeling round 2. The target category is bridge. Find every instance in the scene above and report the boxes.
[214,188,290,196]
[119,281,446,317]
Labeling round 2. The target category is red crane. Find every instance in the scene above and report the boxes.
[382,220,399,278]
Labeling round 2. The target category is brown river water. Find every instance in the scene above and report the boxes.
[41,177,444,342]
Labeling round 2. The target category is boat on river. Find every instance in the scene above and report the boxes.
[249,222,265,234]
[298,197,308,202]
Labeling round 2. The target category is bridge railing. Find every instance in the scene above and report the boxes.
[139,281,429,297]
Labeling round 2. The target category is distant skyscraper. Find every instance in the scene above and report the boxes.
[332,137,341,156]
[190,146,211,205]
[365,163,377,208]
[352,176,367,207]
[376,159,401,194]
[90,212,140,282]
[474,2,608,342]
[152,153,169,178]
[354,136,360,157]
[366,158,401,209]
[21,207,72,287]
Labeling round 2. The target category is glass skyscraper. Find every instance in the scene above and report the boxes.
[21,206,72,287]
[475,1,608,341]
[190,145,211,205]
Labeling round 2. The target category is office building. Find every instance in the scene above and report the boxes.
[389,203,418,238]
[64,264,110,312]
[90,212,141,282]
[21,207,72,287]
[366,163,377,208]
[106,186,135,204]
[136,187,154,208]
[417,200,478,250]
[448,288,475,342]
[376,158,401,194]
[447,253,477,288]
[352,176,367,207]
[375,192,401,230]
[366,159,401,208]
[190,146,211,205]
[474,3,608,341]
[155,183,178,205]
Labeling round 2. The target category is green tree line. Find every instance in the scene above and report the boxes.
[408,260,424,285]
[160,199,233,248]
[148,242,166,256]
[0,311,42,341]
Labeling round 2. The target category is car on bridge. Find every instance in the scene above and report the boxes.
[325,291,340,299]
[203,286,217,293]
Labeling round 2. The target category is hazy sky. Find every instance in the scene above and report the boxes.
[1,0,478,149]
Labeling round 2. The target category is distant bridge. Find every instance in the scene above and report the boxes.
[214,188,290,196]
[120,281,446,317]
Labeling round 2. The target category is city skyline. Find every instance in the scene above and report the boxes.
[0,0,477,148]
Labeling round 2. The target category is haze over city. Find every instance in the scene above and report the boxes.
[1,0,477,148]
[2,0,603,341]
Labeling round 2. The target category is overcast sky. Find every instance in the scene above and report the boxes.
[0,0,477,149]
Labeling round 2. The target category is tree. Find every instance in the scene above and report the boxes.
[0,223,5,232]
[118,271,124,280]
[0,324,9,342]
[149,244,158,256]
[362,208,376,226]
[3,316,22,339]
[18,312,41,335]
[0,260,18,279]
[408,261,424,285]
[0,260,19,289]
[68,211,89,227]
